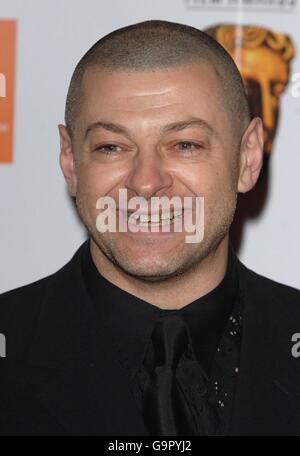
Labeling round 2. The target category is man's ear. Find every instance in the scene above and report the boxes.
[237,117,264,193]
[58,124,78,197]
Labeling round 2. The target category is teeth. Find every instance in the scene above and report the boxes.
[139,213,167,223]
[126,210,183,225]
[173,210,183,218]
[151,214,160,223]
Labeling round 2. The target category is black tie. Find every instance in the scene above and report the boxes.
[137,314,215,436]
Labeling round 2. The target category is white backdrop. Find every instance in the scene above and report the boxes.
[0,0,299,293]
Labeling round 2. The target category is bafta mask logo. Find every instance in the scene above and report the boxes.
[204,24,295,156]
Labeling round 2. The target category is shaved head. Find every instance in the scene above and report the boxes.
[59,20,264,295]
[64,20,250,143]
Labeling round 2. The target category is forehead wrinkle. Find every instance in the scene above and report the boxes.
[121,87,173,97]
[114,102,182,112]
[117,91,176,111]
[84,116,220,141]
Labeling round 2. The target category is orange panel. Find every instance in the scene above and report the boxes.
[0,20,16,163]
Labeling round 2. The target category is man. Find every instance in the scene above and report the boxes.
[0,20,300,436]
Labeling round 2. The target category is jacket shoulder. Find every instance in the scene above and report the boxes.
[0,274,52,324]
[0,242,86,357]
[0,242,87,313]
[237,258,300,314]
[0,274,54,360]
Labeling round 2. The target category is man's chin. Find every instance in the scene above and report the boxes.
[121,269,182,283]
[91,234,194,281]
[114,259,185,282]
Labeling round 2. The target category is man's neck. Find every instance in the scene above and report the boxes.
[90,237,229,310]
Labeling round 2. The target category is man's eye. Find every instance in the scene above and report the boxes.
[94,144,120,154]
[175,141,202,152]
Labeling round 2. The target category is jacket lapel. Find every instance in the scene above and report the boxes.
[229,259,300,435]
[25,242,148,435]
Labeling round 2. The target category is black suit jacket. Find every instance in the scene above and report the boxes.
[1,241,300,435]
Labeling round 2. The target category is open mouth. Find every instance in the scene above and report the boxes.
[126,209,184,227]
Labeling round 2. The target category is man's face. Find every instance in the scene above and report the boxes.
[66,63,242,280]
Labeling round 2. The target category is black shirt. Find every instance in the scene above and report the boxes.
[81,239,243,435]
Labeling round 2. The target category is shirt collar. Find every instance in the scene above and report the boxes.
[81,239,239,378]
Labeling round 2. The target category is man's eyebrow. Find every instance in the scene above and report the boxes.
[84,117,219,140]
[161,118,218,138]
[85,121,131,139]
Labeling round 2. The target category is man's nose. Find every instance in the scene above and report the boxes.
[124,152,173,199]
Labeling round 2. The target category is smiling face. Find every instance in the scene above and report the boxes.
[59,63,262,281]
